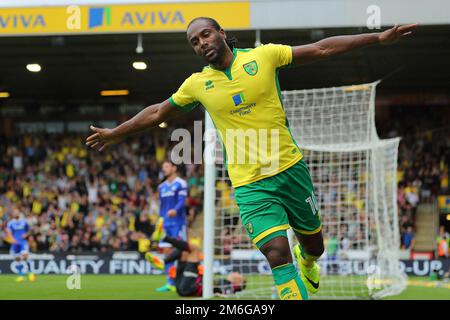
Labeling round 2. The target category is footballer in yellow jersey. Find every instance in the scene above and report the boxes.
[169,43,301,188]
[86,17,417,299]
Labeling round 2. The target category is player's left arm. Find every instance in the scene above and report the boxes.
[22,222,31,240]
[21,232,30,240]
[5,221,14,242]
[292,24,418,65]
[171,182,188,217]
[5,227,17,244]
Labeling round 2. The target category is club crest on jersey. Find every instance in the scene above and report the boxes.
[245,222,254,234]
[243,60,258,76]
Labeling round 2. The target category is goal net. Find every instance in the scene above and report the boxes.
[202,81,407,299]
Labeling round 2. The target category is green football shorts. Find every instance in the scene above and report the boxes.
[234,158,322,249]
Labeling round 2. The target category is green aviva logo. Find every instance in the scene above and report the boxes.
[232,92,246,106]
[205,80,214,90]
[89,7,111,29]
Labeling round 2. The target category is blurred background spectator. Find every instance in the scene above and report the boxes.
[0,106,449,256]
[0,132,203,253]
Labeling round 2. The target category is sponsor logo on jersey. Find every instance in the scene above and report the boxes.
[205,80,214,90]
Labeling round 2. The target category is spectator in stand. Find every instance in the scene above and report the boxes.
[404,182,419,214]
[0,132,202,254]
[401,226,415,250]
[436,226,449,259]
[1,109,447,254]
[441,167,449,193]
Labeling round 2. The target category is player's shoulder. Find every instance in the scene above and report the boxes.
[235,47,255,54]
[187,71,203,80]
[174,177,188,188]
[178,71,207,89]
[189,67,212,80]
[250,43,293,67]
[253,43,291,54]
[230,44,284,64]
[157,181,166,190]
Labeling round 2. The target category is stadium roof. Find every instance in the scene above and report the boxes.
[0,25,449,107]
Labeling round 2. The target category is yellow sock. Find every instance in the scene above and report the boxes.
[272,263,308,300]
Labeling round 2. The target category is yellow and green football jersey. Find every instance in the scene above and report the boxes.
[169,43,303,188]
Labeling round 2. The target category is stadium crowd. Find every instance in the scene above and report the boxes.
[0,108,448,255]
[380,108,449,251]
[0,132,204,253]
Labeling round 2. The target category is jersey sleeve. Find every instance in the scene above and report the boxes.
[260,43,293,68]
[174,180,188,213]
[6,221,13,232]
[176,180,188,198]
[157,184,162,203]
[169,75,200,112]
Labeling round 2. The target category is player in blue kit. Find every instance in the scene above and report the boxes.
[154,160,188,292]
[6,207,36,282]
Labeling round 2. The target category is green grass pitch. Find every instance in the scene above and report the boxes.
[0,275,448,300]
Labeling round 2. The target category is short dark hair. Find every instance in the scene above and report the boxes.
[163,159,179,172]
[187,17,238,51]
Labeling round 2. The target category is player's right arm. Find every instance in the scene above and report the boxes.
[5,222,17,244]
[87,72,199,151]
[21,221,31,240]
[86,99,183,151]
[171,181,188,218]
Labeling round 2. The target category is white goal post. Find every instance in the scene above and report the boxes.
[203,81,407,299]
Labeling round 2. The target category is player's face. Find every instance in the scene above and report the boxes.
[187,20,227,64]
[162,162,175,178]
[11,209,20,220]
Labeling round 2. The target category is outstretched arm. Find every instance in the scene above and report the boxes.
[292,24,418,65]
[85,99,183,151]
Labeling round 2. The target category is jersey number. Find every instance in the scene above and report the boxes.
[305,192,319,215]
